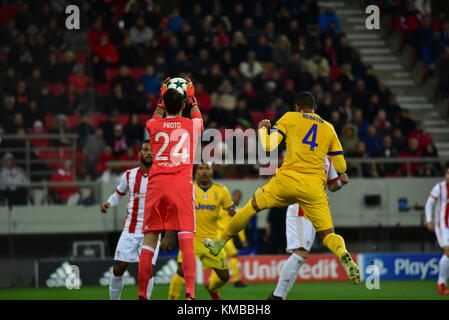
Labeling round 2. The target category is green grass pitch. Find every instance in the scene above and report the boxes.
[0,281,447,300]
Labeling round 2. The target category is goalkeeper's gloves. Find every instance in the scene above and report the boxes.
[184,76,198,107]
[157,77,171,108]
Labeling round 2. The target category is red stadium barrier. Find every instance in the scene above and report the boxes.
[202,254,357,283]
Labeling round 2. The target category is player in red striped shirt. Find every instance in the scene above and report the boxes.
[101,140,161,300]
[425,166,449,294]
[138,78,203,300]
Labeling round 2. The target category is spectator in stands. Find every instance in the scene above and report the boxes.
[352,108,369,141]
[1,96,19,134]
[104,84,127,114]
[75,115,92,149]
[96,146,115,176]
[330,110,343,136]
[195,83,212,112]
[408,121,434,153]
[377,80,392,107]
[417,143,441,177]
[27,68,46,99]
[54,84,80,115]
[67,64,91,93]
[60,51,77,81]
[124,114,144,148]
[337,63,355,92]
[340,124,359,157]
[239,51,263,79]
[92,35,120,66]
[119,36,141,68]
[0,153,30,207]
[400,138,422,176]
[48,159,80,204]
[373,109,392,134]
[319,7,340,32]
[130,17,154,47]
[351,78,368,110]
[29,120,49,148]
[79,83,103,114]
[49,114,72,147]
[365,93,381,123]
[396,109,417,136]
[273,35,292,66]
[363,125,383,156]
[112,65,135,95]
[140,65,161,95]
[111,124,127,158]
[376,136,401,177]
[119,147,139,172]
[84,127,106,178]
[392,127,407,153]
[436,47,449,98]
[385,95,402,124]
[306,52,330,79]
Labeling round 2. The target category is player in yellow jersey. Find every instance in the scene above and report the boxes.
[205,92,360,284]
[167,162,235,300]
[217,189,248,288]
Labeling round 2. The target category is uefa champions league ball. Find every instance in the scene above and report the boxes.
[167,77,188,98]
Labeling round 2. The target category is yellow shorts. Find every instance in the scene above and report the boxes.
[177,237,228,270]
[224,239,238,257]
[254,169,334,232]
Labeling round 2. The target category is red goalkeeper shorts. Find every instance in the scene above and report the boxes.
[143,175,195,233]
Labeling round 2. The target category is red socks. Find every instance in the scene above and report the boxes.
[178,232,196,299]
[138,246,154,300]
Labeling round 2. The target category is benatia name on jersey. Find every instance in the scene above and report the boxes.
[177,305,211,317]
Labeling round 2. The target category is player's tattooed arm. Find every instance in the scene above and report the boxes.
[153,77,170,119]
[153,105,165,118]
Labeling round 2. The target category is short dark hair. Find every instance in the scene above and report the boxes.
[295,91,316,109]
[164,88,184,115]
[140,140,150,149]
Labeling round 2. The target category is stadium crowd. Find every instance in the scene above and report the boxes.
[0,0,443,183]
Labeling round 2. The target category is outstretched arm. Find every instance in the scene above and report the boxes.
[152,77,170,119]
[258,119,284,152]
[184,77,203,120]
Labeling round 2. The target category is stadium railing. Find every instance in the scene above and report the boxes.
[0,181,101,206]
[0,134,79,180]
[106,157,449,177]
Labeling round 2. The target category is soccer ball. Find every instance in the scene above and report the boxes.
[167,77,188,98]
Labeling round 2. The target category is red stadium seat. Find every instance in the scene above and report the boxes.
[329,66,341,81]
[264,110,276,121]
[48,84,65,97]
[138,114,150,125]
[106,68,118,83]
[45,115,56,130]
[117,114,129,125]
[66,115,81,128]
[95,83,110,96]
[75,52,88,65]
[250,111,265,128]
[0,4,20,22]
[129,68,145,81]
[90,113,108,126]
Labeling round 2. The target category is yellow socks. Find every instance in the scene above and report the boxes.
[168,272,184,300]
[208,271,227,293]
[229,257,241,282]
[222,200,257,242]
[322,233,347,258]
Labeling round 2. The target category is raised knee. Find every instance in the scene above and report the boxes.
[220,272,230,283]
[113,263,126,276]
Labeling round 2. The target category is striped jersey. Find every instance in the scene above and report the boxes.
[287,156,339,217]
[108,167,148,234]
[426,181,449,228]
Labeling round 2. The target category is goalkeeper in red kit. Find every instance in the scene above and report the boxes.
[137,78,203,300]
